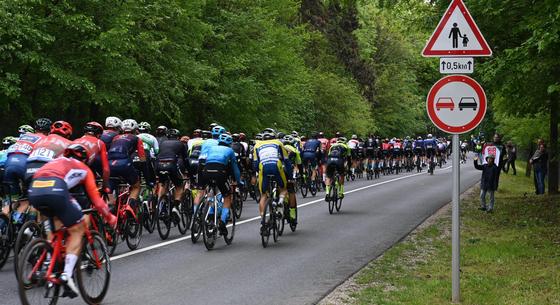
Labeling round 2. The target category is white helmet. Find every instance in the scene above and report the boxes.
[122,119,138,132]
[105,116,122,128]
[427,134,433,139]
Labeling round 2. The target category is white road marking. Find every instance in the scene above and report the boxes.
[112,165,453,261]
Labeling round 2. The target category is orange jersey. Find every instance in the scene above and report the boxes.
[73,135,110,187]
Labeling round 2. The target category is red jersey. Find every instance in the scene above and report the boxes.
[27,134,72,162]
[33,157,116,226]
[7,133,46,156]
[327,137,338,152]
[382,143,393,151]
[318,138,329,151]
[393,142,402,149]
[73,135,110,188]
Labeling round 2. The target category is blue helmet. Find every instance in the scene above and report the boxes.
[211,125,226,137]
[218,133,233,146]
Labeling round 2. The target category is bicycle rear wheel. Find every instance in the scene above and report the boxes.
[233,192,243,219]
[14,221,44,280]
[328,187,336,214]
[125,209,142,251]
[191,201,204,244]
[278,202,285,237]
[289,205,298,232]
[261,198,272,248]
[77,231,110,305]
[18,238,60,305]
[300,178,308,198]
[202,205,217,250]
[224,207,236,245]
[335,190,343,212]
[156,196,172,240]
[177,192,192,235]
[0,214,12,269]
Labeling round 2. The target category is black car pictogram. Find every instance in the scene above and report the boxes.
[459,97,477,111]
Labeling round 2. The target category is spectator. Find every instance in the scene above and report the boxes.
[503,141,517,175]
[474,154,500,213]
[530,143,548,195]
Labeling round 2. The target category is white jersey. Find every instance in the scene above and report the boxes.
[347,139,359,149]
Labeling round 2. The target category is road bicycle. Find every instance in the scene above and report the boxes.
[106,179,142,255]
[325,171,343,214]
[156,172,191,240]
[17,209,111,305]
[200,180,236,250]
[260,174,281,248]
[232,181,244,220]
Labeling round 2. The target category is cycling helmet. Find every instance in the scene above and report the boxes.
[63,143,89,162]
[318,131,324,138]
[291,131,299,137]
[84,121,104,136]
[122,119,138,132]
[193,129,202,137]
[277,132,286,140]
[167,128,180,138]
[105,116,122,129]
[427,133,433,139]
[282,135,295,146]
[18,125,35,134]
[156,126,168,136]
[34,118,52,133]
[255,133,263,141]
[2,136,17,148]
[337,137,347,143]
[211,125,226,137]
[218,133,233,146]
[335,131,342,137]
[262,127,276,134]
[262,130,275,140]
[209,123,218,130]
[301,135,307,141]
[201,130,212,139]
[417,136,422,140]
[351,134,358,140]
[232,133,240,142]
[239,132,246,141]
[138,122,151,133]
[50,121,73,138]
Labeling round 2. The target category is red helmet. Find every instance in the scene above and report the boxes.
[84,121,103,137]
[63,143,89,162]
[51,121,73,138]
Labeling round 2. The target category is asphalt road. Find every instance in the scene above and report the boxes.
[0,159,480,305]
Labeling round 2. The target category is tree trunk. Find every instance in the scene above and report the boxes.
[549,93,559,194]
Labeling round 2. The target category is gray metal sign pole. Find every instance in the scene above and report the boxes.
[452,133,460,303]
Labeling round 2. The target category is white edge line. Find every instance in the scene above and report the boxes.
[111,165,453,261]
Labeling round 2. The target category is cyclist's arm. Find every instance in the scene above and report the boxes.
[99,140,110,189]
[83,167,116,226]
[252,146,259,172]
[136,138,147,162]
[229,150,242,184]
[152,136,160,155]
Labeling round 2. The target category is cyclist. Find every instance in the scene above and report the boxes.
[73,122,110,192]
[101,116,122,149]
[413,136,424,168]
[424,134,437,172]
[26,121,73,183]
[138,122,159,186]
[347,135,359,176]
[364,134,376,173]
[302,132,322,188]
[155,126,168,146]
[403,137,414,169]
[156,128,189,213]
[187,129,202,151]
[436,138,447,166]
[232,133,248,174]
[317,132,329,182]
[108,119,146,209]
[392,138,403,171]
[460,140,468,163]
[381,138,392,172]
[0,136,17,229]
[282,135,302,223]
[253,129,290,234]
[197,133,242,236]
[291,131,302,151]
[325,137,351,200]
[28,144,117,297]
[3,119,50,197]
[193,126,226,213]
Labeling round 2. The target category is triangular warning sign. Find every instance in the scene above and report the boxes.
[422,0,492,57]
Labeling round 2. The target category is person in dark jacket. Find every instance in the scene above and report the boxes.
[474,154,500,212]
[503,141,517,175]
[530,143,548,195]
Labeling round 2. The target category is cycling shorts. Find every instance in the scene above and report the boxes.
[110,158,139,186]
[28,177,83,227]
[302,152,319,167]
[3,154,28,195]
[25,161,48,186]
[156,159,184,187]
[392,149,402,157]
[365,149,376,158]
[326,157,345,178]
[258,162,286,194]
[198,163,231,196]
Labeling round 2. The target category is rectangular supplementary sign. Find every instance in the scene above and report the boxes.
[439,57,473,74]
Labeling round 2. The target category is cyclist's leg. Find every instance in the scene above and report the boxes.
[338,160,346,197]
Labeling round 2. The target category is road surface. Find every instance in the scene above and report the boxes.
[0,160,480,305]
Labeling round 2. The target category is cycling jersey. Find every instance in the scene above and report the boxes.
[29,157,116,227]
[318,138,329,152]
[157,139,189,186]
[424,139,436,151]
[253,139,289,193]
[302,139,321,167]
[187,137,202,151]
[326,143,351,178]
[138,133,159,158]
[101,130,119,150]
[27,134,72,163]
[108,134,146,161]
[347,139,359,150]
[198,144,241,196]
[72,135,110,188]
[231,141,247,172]
[381,142,393,152]
[4,133,46,193]
[199,138,219,161]
[7,133,45,156]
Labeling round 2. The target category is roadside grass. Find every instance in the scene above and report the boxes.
[349,161,560,305]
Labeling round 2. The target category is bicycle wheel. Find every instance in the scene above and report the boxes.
[260,198,271,248]
[224,207,236,245]
[191,201,204,244]
[328,187,335,214]
[14,221,44,279]
[289,205,298,232]
[18,238,60,305]
[278,202,285,237]
[202,204,217,250]
[300,178,308,198]
[141,191,154,234]
[335,189,343,212]
[125,210,142,251]
[156,196,171,240]
[76,231,110,305]
[271,201,279,243]
[0,214,12,269]
[233,192,243,219]
[177,192,191,235]
[310,180,317,197]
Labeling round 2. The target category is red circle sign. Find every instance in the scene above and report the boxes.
[426,75,486,134]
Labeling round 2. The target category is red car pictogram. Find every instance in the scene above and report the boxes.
[436,97,455,111]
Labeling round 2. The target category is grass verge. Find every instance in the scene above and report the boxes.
[326,161,560,305]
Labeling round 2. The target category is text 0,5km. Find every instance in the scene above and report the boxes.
[439,57,473,74]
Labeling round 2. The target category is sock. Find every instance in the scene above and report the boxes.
[322,173,326,181]
[64,254,78,277]
[221,207,230,224]
[339,184,344,194]
[290,208,296,219]
[278,195,285,205]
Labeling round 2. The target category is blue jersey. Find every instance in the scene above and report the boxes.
[413,140,424,150]
[101,130,119,150]
[303,139,321,153]
[0,150,8,167]
[199,138,219,161]
[423,139,437,151]
[205,144,241,183]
